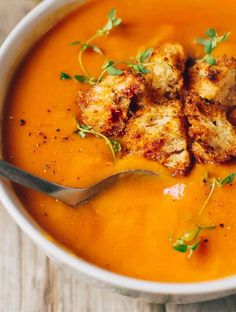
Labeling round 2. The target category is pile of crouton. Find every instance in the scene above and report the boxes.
[78,44,236,176]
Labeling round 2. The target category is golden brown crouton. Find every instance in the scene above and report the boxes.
[78,73,145,136]
[146,44,186,99]
[188,56,236,107]
[123,100,190,176]
[185,92,236,163]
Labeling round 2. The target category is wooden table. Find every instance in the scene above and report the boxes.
[1,1,236,311]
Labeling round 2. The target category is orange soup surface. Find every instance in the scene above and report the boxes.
[4,0,236,282]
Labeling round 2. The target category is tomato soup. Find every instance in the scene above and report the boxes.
[3,0,236,282]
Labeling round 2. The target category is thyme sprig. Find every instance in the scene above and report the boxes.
[173,172,235,258]
[75,122,121,160]
[97,48,154,82]
[64,8,122,83]
[60,6,155,85]
[173,225,216,259]
[198,172,236,216]
[196,28,231,65]
[127,47,153,74]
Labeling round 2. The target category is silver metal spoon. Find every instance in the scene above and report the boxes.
[0,160,156,206]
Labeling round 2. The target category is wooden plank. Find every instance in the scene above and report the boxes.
[166,296,236,312]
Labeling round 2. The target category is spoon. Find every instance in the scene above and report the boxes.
[0,160,156,206]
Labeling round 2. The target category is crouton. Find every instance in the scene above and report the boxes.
[123,100,190,176]
[78,73,145,136]
[185,92,236,163]
[188,56,236,107]
[146,44,186,99]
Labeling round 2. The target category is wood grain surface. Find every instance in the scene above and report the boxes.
[1,1,236,311]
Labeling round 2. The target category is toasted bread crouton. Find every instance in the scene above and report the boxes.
[188,56,236,107]
[146,44,186,99]
[185,92,236,163]
[78,73,145,136]
[123,100,190,175]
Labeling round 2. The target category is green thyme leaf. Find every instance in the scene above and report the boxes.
[220,32,231,42]
[189,240,201,251]
[217,172,236,186]
[80,43,104,55]
[69,40,81,46]
[81,43,89,52]
[181,227,201,243]
[99,8,122,36]
[196,29,231,65]
[102,59,115,70]
[113,18,122,26]
[90,45,104,55]
[188,240,201,258]
[204,54,216,65]
[60,72,72,80]
[74,75,89,83]
[131,64,150,74]
[110,139,122,153]
[204,172,236,187]
[172,225,216,258]
[206,28,217,38]
[80,124,92,131]
[196,38,209,46]
[108,8,116,20]
[78,130,86,138]
[137,48,154,63]
[106,65,123,76]
[204,40,213,54]
[173,243,188,253]
[75,122,121,160]
[74,75,97,85]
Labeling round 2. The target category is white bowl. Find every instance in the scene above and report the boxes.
[1,0,236,304]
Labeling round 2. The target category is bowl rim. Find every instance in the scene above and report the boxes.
[1,0,236,296]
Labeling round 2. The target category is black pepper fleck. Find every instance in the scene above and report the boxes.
[19,119,26,126]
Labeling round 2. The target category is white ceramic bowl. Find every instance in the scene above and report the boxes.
[1,0,236,304]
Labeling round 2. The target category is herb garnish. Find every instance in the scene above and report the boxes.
[60,72,72,80]
[74,75,97,84]
[198,172,236,215]
[173,225,216,258]
[103,60,123,76]
[61,9,156,84]
[173,172,235,257]
[216,172,236,186]
[66,8,122,83]
[97,48,154,82]
[127,48,153,74]
[75,122,121,160]
[196,28,231,65]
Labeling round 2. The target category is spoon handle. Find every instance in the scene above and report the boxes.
[0,159,62,194]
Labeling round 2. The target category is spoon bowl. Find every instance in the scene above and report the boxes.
[0,160,156,206]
